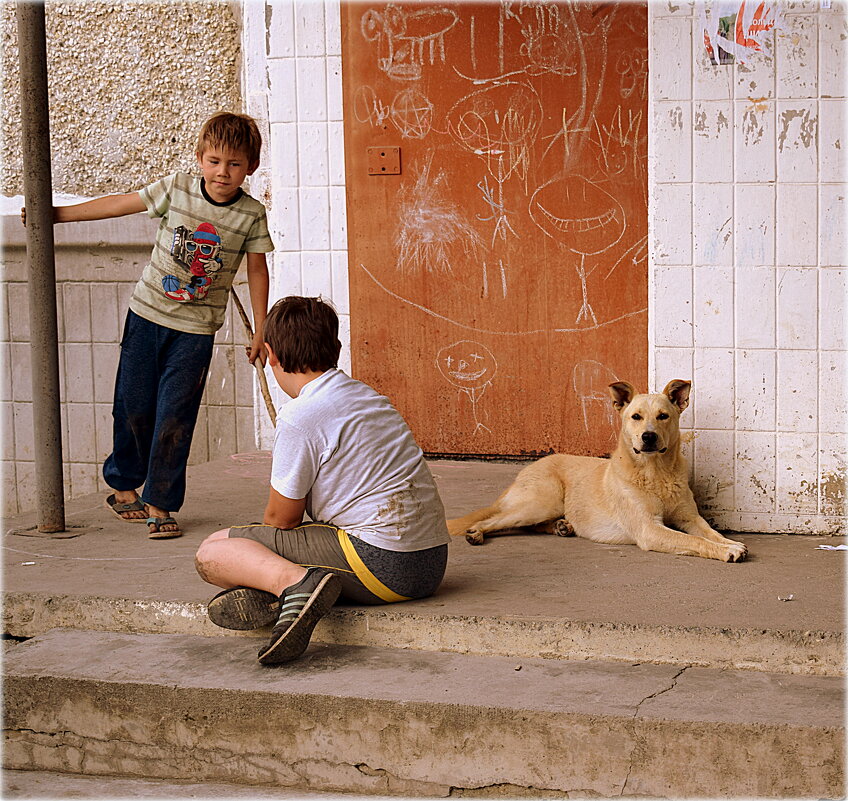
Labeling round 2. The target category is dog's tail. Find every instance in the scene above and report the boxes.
[447,506,496,537]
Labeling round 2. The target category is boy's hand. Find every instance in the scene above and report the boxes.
[247,331,266,366]
[20,207,25,226]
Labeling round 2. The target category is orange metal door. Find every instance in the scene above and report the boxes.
[342,1,647,457]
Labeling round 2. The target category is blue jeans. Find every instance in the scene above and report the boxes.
[103,310,214,512]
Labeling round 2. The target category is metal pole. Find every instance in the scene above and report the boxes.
[17,1,65,532]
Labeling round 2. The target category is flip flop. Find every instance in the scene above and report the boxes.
[105,493,148,523]
[147,516,182,540]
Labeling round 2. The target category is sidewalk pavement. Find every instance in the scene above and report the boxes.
[2,452,844,674]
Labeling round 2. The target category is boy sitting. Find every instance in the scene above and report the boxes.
[194,296,450,665]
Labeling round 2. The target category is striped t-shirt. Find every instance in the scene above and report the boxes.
[130,172,274,335]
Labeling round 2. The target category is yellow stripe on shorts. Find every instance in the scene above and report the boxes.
[337,529,411,603]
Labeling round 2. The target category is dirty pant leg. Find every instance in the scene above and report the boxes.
[103,310,212,512]
[103,311,162,494]
[141,326,213,513]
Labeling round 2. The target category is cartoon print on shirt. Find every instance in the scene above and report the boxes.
[163,223,224,302]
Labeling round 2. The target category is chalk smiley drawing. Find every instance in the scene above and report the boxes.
[436,340,497,435]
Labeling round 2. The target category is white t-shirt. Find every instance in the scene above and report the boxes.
[271,369,450,552]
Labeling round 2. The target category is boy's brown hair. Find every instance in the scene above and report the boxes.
[197,112,262,165]
[263,296,341,374]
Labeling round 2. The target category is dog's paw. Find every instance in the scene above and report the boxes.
[722,540,748,562]
[465,529,485,546]
[554,518,575,537]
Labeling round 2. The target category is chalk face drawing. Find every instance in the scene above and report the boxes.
[436,340,497,435]
[343,2,648,456]
[530,175,625,258]
[446,82,543,183]
[530,174,626,325]
[362,5,459,81]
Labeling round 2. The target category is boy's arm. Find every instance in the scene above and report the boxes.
[245,251,270,366]
[264,486,306,529]
[21,192,146,226]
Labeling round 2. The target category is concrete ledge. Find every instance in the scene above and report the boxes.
[4,630,844,798]
[3,590,844,677]
[1,212,157,248]
[3,457,845,681]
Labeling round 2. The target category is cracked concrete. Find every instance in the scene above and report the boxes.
[2,770,347,799]
[620,667,689,796]
[4,630,844,798]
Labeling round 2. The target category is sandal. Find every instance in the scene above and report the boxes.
[105,493,148,523]
[147,516,182,540]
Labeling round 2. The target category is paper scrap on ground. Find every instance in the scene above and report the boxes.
[816,544,848,551]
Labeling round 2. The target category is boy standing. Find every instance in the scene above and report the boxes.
[24,113,273,538]
[194,296,450,665]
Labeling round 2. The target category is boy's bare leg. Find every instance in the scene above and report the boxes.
[195,529,307,595]
[112,489,147,520]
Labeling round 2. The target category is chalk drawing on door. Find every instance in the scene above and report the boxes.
[353,85,391,127]
[395,155,484,276]
[529,174,627,326]
[361,5,459,82]
[390,88,434,138]
[436,340,497,435]
[572,359,619,444]
[446,81,543,186]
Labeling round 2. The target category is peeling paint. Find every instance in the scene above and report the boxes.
[778,108,818,152]
[821,470,846,516]
[742,108,765,146]
[747,95,771,113]
[669,106,684,131]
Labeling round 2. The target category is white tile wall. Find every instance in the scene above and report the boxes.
[650,2,847,533]
[776,183,817,266]
[693,101,733,182]
[1,268,260,515]
[776,100,818,182]
[693,183,734,265]
[246,0,348,450]
[819,99,846,182]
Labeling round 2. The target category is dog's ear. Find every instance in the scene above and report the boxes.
[608,381,635,410]
[663,380,691,412]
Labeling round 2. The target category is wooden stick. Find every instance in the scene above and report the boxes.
[230,288,277,427]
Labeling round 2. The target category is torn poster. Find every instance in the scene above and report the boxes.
[697,0,779,65]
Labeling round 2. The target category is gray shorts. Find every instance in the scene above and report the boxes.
[228,522,447,605]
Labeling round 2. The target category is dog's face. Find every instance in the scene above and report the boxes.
[608,380,691,455]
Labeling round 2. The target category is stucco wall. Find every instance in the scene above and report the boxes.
[648,1,846,533]
[1,1,253,517]
[1,1,241,196]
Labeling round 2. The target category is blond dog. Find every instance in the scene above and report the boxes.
[448,380,748,563]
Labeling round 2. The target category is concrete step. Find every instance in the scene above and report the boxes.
[3,586,843,678]
[3,456,844,678]
[2,769,349,799]
[4,629,844,799]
